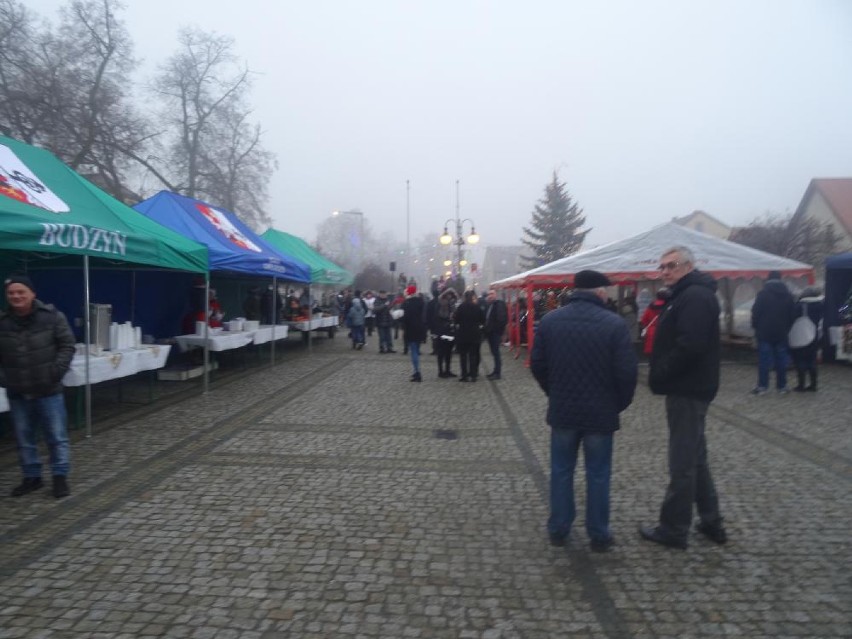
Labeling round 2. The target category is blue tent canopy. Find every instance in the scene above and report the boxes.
[133,191,310,282]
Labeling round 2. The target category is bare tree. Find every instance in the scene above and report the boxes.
[0,0,150,201]
[729,211,840,271]
[149,27,274,229]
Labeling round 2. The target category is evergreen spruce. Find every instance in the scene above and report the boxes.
[520,172,590,269]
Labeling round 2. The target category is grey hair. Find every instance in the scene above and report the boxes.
[661,245,695,265]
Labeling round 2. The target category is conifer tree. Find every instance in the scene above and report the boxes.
[520,172,590,269]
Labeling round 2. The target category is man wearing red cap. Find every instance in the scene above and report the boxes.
[0,274,76,498]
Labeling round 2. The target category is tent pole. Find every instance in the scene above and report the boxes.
[308,285,313,354]
[203,276,210,394]
[271,277,277,366]
[83,255,92,438]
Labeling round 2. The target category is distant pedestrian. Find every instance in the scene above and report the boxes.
[750,270,796,394]
[531,270,638,552]
[790,287,823,392]
[432,288,458,378]
[454,290,485,382]
[373,290,396,354]
[364,291,376,337]
[641,246,726,549]
[346,290,367,350]
[401,285,427,382]
[483,288,508,380]
[0,274,76,499]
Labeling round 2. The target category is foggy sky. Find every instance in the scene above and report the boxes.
[26,0,852,249]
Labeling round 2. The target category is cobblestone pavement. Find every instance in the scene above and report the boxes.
[0,334,849,638]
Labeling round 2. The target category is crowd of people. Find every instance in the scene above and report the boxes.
[0,250,828,562]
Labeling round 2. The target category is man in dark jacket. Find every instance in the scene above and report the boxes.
[483,288,508,380]
[372,290,396,354]
[453,290,486,382]
[0,274,75,498]
[641,246,726,549]
[531,270,638,552]
[750,270,796,394]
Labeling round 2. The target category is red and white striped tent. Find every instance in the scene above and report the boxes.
[491,222,814,358]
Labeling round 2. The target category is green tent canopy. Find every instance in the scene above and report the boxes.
[261,228,353,286]
[0,135,208,273]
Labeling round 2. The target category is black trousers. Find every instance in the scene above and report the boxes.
[659,395,722,540]
[436,338,454,374]
[457,340,481,380]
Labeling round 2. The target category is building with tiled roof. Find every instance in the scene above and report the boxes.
[792,178,852,252]
[672,210,731,239]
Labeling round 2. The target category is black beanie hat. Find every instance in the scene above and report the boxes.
[574,270,611,289]
[4,274,35,293]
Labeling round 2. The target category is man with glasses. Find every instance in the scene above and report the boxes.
[640,246,727,549]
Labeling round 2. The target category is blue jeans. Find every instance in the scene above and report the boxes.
[10,393,71,478]
[548,428,613,543]
[378,326,393,352]
[408,341,421,374]
[350,324,365,346]
[757,340,789,389]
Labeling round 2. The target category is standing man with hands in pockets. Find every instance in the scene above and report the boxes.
[531,270,638,553]
[0,274,76,499]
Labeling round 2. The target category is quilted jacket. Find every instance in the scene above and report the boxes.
[530,291,638,432]
[0,299,76,399]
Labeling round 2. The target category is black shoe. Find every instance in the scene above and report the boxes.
[486,373,501,380]
[52,475,70,499]
[459,377,470,382]
[638,525,687,549]
[446,371,457,378]
[549,533,567,547]
[695,521,727,545]
[590,537,614,553]
[793,385,806,392]
[11,477,43,497]
[438,371,448,378]
[805,385,817,392]
[387,349,397,353]
[410,372,422,382]
[470,376,478,382]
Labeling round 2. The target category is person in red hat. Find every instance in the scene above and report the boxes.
[400,284,427,381]
[0,274,76,498]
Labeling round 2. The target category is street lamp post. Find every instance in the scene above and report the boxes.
[439,180,479,280]
[332,209,365,272]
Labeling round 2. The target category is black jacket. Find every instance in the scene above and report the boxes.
[484,299,508,336]
[453,300,485,346]
[372,296,393,328]
[530,291,637,432]
[649,270,720,402]
[751,279,796,343]
[401,295,427,343]
[0,300,76,399]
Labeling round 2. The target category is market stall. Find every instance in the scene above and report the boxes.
[133,191,312,373]
[0,134,209,434]
[824,252,852,362]
[491,222,815,360]
[261,228,352,342]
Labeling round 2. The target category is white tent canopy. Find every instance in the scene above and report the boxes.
[492,222,813,288]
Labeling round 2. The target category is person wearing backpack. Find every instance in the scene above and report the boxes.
[346,290,367,350]
[790,287,824,392]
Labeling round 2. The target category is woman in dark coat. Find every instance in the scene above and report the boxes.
[454,290,486,381]
[401,285,427,382]
[432,288,458,378]
[790,287,824,391]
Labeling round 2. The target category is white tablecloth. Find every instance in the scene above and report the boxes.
[0,345,172,412]
[174,326,291,352]
[287,316,337,331]
[250,325,289,345]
